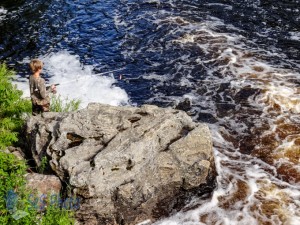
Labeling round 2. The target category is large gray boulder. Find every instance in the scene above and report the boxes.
[26,103,216,225]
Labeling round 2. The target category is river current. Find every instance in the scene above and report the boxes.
[0,0,299,224]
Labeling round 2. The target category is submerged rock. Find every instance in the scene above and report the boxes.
[175,98,191,111]
[26,103,216,225]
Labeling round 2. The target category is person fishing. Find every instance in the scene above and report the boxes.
[29,59,56,115]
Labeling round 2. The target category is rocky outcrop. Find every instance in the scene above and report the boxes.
[26,103,216,225]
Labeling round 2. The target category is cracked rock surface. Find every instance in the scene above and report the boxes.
[26,103,216,225]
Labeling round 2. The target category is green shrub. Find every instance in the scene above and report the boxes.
[50,95,81,112]
[0,64,31,119]
[41,206,75,225]
[0,63,31,149]
[0,151,37,225]
[0,64,75,224]
[0,151,27,205]
[0,151,75,225]
[37,156,48,174]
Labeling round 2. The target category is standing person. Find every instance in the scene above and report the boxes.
[29,59,56,115]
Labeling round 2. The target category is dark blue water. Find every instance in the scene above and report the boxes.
[1,0,300,224]
[1,0,299,103]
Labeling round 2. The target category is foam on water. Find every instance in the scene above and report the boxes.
[289,32,300,41]
[0,7,7,20]
[14,51,129,107]
[130,12,300,224]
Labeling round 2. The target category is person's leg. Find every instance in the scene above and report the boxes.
[32,103,40,116]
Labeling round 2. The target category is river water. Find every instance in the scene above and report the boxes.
[0,0,299,224]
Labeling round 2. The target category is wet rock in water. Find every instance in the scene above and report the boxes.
[233,86,260,103]
[175,98,191,111]
[197,112,218,124]
[26,103,216,225]
[216,103,236,118]
[196,85,208,95]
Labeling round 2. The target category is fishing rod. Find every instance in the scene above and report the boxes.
[47,68,124,86]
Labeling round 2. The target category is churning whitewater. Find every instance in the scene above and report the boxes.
[16,51,129,107]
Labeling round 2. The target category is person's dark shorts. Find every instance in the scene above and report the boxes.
[32,103,50,116]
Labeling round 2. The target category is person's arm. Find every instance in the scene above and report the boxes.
[29,77,34,96]
[38,78,47,99]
